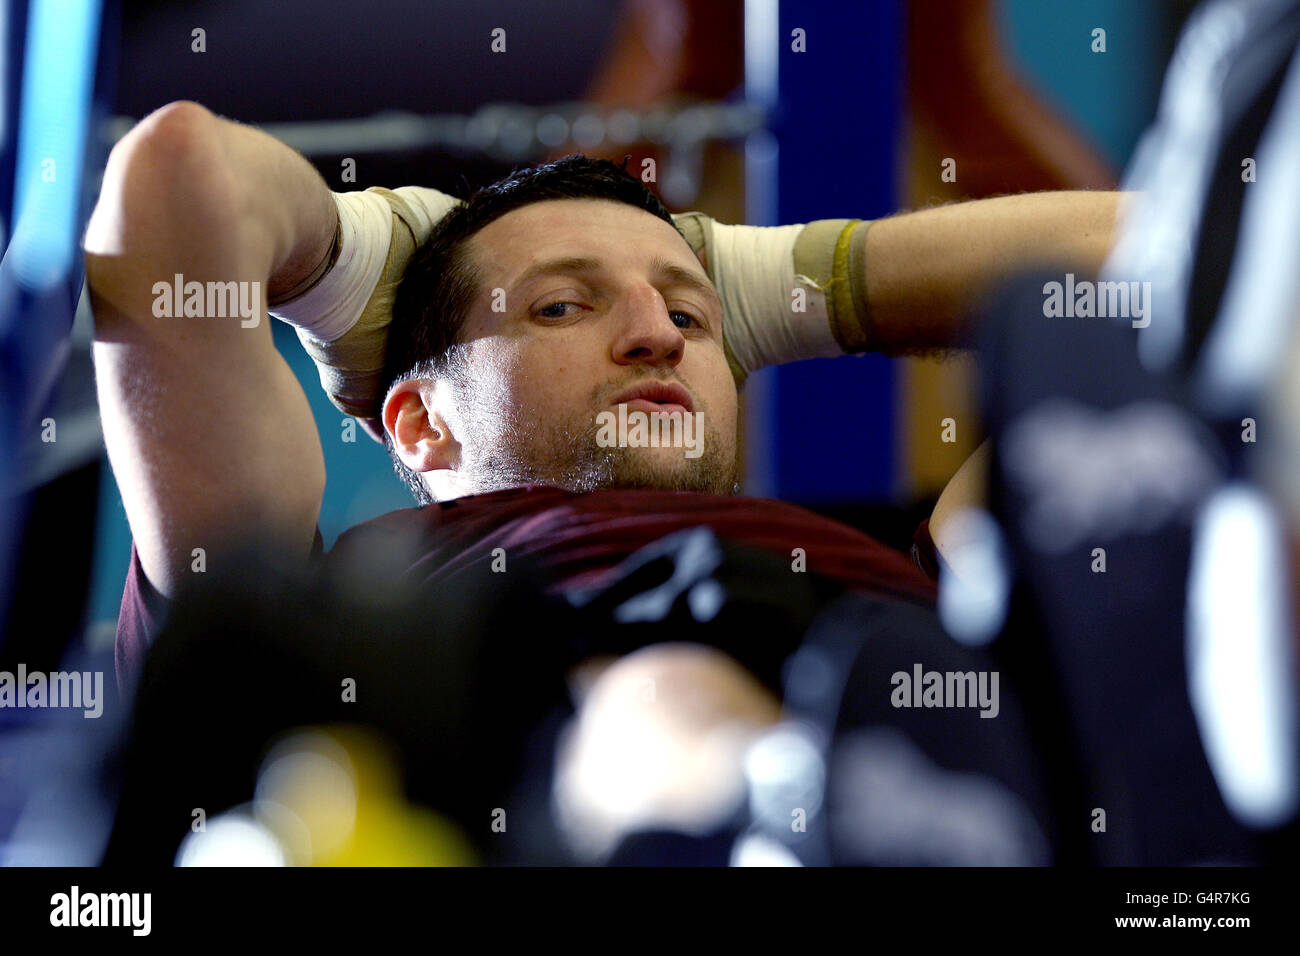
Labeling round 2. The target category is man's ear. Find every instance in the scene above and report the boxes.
[382,381,458,474]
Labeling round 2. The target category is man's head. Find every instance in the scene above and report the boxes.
[381,156,739,504]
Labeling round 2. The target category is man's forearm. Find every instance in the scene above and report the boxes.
[863,190,1124,353]
[203,106,338,302]
[85,101,337,314]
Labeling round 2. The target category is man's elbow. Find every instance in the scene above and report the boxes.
[84,99,243,292]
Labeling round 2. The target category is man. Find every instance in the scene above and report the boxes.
[84,100,1118,860]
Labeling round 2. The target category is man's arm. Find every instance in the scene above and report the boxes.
[863,190,1123,353]
[879,193,1123,570]
[674,189,1124,383]
[84,100,333,598]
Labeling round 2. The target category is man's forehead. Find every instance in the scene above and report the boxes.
[469,198,704,281]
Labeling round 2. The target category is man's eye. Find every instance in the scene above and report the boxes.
[670,310,702,329]
[537,302,582,319]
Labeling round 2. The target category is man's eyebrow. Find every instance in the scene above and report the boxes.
[509,254,720,306]
[649,257,720,306]
[510,255,604,289]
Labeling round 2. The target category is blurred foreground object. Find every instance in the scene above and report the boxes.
[176,725,476,866]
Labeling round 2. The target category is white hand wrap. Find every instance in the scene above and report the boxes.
[267,185,462,423]
[672,212,878,387]
[268,189,393,341]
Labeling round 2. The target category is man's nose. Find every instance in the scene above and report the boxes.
[612,283,685,368]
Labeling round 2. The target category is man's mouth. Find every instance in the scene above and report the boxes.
[610,381,694,415]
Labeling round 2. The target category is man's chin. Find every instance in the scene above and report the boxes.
[561,447,737,496]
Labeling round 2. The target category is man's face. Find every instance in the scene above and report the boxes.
[401,198,739,498]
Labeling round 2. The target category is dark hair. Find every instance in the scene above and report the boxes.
[382,154,682,505]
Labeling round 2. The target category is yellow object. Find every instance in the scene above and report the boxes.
[257,724,478,867]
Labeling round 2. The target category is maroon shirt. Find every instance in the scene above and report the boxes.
[116,485,939,690]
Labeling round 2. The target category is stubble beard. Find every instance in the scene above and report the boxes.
[450,377,740,497]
